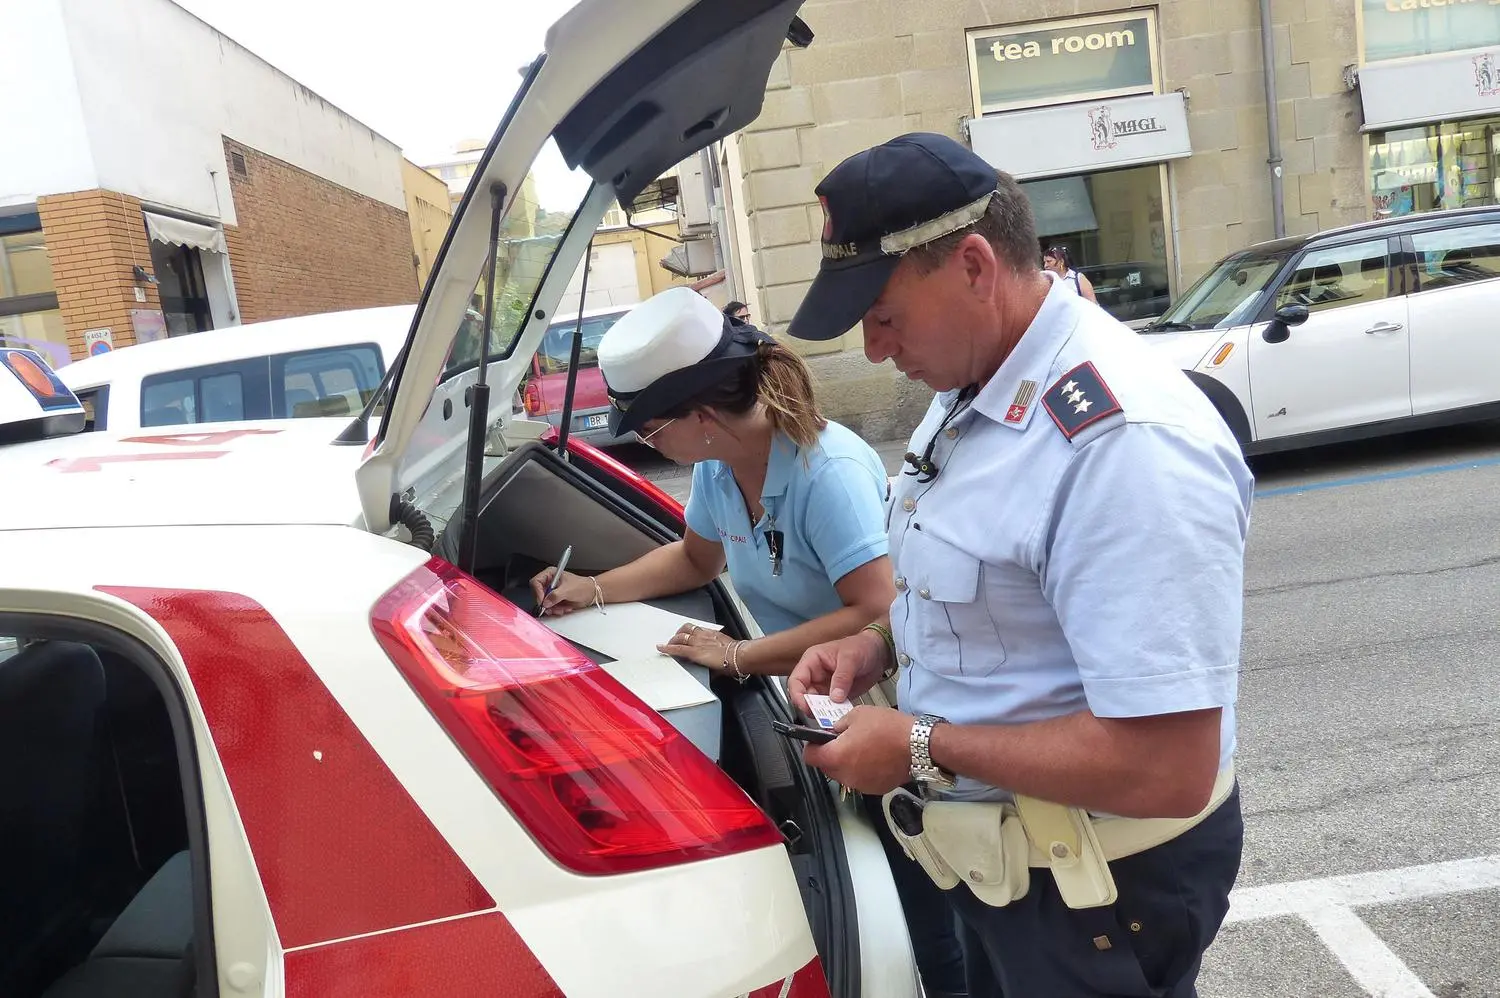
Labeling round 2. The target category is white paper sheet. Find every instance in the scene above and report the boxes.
[541,601,720,661]
[597,654,717,712]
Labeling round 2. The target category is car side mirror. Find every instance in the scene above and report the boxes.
[1262,304,1309,344]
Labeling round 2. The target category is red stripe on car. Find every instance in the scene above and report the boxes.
[101,586,497,948]
[284,913,561,997]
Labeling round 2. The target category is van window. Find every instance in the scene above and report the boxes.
[535,312,626,374]
[74,387,107,431]
[1413,223,1500,291]
[273,344,382,418]
[1275,239,1392,314]
[141,376,200,426]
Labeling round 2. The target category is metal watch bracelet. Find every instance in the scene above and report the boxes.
[909,713,956,788]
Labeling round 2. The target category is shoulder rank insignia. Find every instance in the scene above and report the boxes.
[1042,362,1122,440]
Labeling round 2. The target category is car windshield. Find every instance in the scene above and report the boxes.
[1145,249,1289,331]
[535,312,625,375]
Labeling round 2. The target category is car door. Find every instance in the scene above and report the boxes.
[1404,219,1500,415]
[1246,236,1411,440]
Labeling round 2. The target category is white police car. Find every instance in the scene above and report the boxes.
[1141,206,1500,455]
[0,4,924,996]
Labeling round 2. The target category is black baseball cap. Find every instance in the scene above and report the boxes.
[788,132,1002,342]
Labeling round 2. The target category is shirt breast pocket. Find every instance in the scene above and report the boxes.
[902,527,1007,678]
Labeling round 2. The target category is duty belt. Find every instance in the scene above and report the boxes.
[881,765,1236,909]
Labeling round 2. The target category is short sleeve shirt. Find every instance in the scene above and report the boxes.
[684,421,890,636]
[888,275,1256,801]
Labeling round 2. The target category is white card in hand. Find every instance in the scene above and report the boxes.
[803,693,853,730]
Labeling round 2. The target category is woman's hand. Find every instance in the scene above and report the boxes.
[657,622,738,671]
[529,569,599,616]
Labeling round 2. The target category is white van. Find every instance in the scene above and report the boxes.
[56,304,414,432]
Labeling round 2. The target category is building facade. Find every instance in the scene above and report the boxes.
[725,0,1500,440]
[0,0,424,367]
[401,159,454,288]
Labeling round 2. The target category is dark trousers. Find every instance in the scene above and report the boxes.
[859,791,968,996]
[946,786,1244,998]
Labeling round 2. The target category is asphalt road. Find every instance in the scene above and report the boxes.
[622,420,1500,998]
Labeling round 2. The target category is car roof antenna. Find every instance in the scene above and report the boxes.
[551,237,594,461]
[457,179,509,577]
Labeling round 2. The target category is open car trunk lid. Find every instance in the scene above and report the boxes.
[354,0,813,534]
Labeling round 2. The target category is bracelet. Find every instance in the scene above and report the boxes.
[863,622,899,680]
[722,639,750,683]
[589,577,605,611]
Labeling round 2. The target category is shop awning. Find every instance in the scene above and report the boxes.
[1359,47,1500,131]
[143,211,227,255]
[967,90,1192,182]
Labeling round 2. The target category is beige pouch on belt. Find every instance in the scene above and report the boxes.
[1012,795,1119,909]
[880,789,960,890]
[921,800,1032,907]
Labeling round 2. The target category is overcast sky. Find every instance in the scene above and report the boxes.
[173,0,585,172]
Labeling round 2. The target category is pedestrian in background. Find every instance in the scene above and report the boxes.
[1044,244,1098,302]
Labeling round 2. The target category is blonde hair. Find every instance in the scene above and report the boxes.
[660,339,827,450]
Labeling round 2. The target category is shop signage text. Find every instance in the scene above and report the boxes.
[968,13,1156,113]
[967,91,1192,182]
[1088,106,1168,151]
[988,26,1138,62]
[1379,0,1499,11]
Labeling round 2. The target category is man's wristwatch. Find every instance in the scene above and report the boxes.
[909,713,957,790]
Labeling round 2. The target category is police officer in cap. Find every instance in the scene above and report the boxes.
[784,132,1255,998]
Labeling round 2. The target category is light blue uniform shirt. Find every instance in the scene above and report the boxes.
[889,275,1256,802]
[684,421,890,636]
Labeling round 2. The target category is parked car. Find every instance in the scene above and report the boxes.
[1139,205,1500,455]
[56,304,413,432]
[517,304,635,445]
[0,3,922,997]
[1080,260,1172,324]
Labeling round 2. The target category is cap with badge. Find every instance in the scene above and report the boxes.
[598,286,773,437]
[788,132,1003,343]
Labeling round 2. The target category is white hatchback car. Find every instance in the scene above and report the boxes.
[56,304,414,433]
[1140,206,1500,455]
[0,3,925,997]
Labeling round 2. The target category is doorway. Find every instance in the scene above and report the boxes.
[149,241,213,336]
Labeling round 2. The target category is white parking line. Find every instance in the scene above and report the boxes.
[1222,854,1500,997]
[1300,906,1435,998]
[1226,853,1500,922]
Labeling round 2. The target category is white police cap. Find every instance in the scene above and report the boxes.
[598,286,770,437]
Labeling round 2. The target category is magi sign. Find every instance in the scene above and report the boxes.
[966,12,1158,115]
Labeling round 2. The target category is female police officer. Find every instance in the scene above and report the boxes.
[785,133,1253,998]
[529,285,967,997]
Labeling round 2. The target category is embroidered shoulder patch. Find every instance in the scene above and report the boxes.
[1041,362,1122,440]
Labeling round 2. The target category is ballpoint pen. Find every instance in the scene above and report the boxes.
[537,544,572,615]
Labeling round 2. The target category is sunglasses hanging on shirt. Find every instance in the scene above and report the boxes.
[903,384,979,484]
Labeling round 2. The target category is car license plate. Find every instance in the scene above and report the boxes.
[584,413,608,429]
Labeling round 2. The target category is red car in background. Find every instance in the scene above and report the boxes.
[517,305,634,446]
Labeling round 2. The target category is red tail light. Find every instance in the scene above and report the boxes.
[370,557,782,875]
[522,381,542,416]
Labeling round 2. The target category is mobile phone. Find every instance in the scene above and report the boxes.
[771,718,838,745]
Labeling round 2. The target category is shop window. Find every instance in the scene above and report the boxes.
[0,222,69,368]
[1022,163,1172,323]
[1413,222,1500,290]
[1274,239,1392,314]
[1369,117,1499,217]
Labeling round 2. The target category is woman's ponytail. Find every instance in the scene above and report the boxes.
[755,342,826,450]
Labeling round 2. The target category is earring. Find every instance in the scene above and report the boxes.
[704,434,713,446]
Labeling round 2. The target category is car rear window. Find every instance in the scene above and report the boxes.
[535,313,626,374]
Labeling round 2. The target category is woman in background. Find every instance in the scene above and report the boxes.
[1043,244,1098,302]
